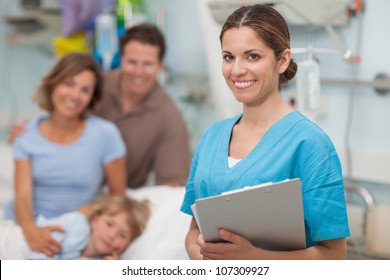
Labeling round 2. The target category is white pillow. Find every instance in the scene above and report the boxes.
[122,185,191,260]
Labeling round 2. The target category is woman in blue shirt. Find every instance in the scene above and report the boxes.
[4,53,127,257]
[181,4,350,259]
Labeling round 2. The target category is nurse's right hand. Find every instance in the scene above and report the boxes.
[23,224,64,257]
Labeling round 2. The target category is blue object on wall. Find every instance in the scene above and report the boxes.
[93,26,126,70]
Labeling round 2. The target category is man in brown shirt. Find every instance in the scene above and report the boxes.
[95,23,191,189]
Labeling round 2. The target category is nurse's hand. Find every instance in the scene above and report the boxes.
[23,224,64,257]
[200,229,261,260]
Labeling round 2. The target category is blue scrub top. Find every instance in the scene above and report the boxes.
[181,111,350,247]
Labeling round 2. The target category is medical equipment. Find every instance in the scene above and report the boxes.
[95,12,118,71]
[296,50,321,119]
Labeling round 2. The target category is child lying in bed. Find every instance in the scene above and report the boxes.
[0,195,150,260]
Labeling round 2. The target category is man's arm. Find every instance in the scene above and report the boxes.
[154,110,191,186]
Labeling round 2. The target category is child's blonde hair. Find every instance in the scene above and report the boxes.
[93,195,150,242]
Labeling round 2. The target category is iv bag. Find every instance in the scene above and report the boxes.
[95,13,118,71]
[296,58,321,119]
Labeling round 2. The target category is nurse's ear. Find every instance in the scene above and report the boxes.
[278,49,292,74]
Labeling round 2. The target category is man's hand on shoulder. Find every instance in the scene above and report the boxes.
[7,120,28,144]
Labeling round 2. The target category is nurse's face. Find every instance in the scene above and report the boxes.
[221,27,289,107]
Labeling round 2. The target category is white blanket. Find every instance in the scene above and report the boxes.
[0,220,29,260]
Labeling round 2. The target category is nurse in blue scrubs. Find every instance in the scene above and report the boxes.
[181,4,350,260]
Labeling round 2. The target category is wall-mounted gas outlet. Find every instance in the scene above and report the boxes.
[374,73,390,95]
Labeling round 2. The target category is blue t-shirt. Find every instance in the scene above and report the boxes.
[27,212,91,260]
[4,115,126,220]
[181,111,350,247]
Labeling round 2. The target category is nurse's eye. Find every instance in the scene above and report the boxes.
[222,54,234,62]
[247,53,260,61]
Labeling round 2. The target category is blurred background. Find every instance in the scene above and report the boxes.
[0,0,390,259]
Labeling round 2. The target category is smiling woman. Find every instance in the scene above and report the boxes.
[180,4,350,260]
[2,52,127,258]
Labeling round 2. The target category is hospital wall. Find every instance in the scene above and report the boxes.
[287,0,390,204]
[0,0,390,205]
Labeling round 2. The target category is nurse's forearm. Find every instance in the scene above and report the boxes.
[185,218,202,260]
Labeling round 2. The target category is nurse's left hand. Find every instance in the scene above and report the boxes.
[200,229,260,260]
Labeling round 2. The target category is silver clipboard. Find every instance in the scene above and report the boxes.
[192,178,306,251]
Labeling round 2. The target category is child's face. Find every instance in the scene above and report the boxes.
[89,212,133,257]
